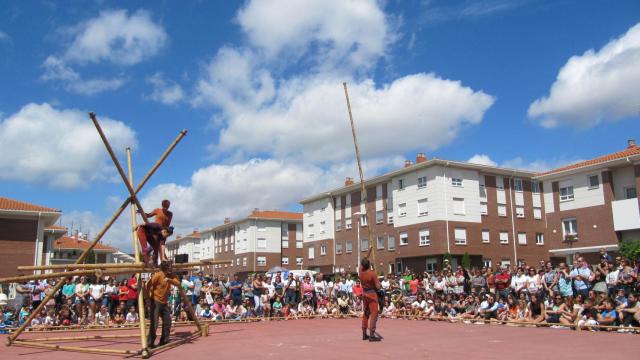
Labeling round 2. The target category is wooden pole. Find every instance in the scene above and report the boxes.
[18,260,230,272]
[147,329,200,355]
[343,82,376,270]
[0,267,198,284]
[8,129,187,344]
[89,112,150,224]
[11,340,133,355]
[20,333,144,342]
[128,147,150,354]
[176,283,204,332]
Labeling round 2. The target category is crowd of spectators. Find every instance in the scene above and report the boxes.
[1,249,638,334]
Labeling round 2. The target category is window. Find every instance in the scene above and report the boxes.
[242,257,247,267]
[398,203,407,217]
[296,240,303,249]
[588,175,599,189]
[451,177,463,187]
[480,201,488,215]
[516,206,525,218]
[562,218,578,237]
[513,179,523,192]
[499,231,509,244]
[560,185,574,201]
[496,176,505,190]
[517,232,527,245]
[419,229,430,246]
[482,259,492,269]
[360,214,368,226]
[296,257,303,265]
[336,243,343,254]
[531,180,540,194]
[453,197,465,215]
[320,245,326,255]
[418,198,428,216]
[388,235,396,250]
[346,241,353,253]
[257,221,267,232]
[257,237,267,249]
[257,256,267,266]
[536,233,544,245]
[336,219,342,231]
[387,213,394,225]
[376,184,383,199]
[479,184,487,198]
[482,230,490,243]
[361,239,368,251]
[224,245,228,252]
[399,232,408,246]
[533,207,542,219]
[319,220,326,234]
[417,175,427,189]
[236,258,240,266]
[282,257,289,265]
[377,235,384,249]
[308,247,315,259]
[426,259,437,274]
[398,178,405,190]
[345,217,352,229]
[376,210,384,224]
[500,259,511,267]
[498,205,507,217]
[625,187,637,199]
[454,228,467,245]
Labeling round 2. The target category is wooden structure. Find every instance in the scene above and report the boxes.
[1,112,229,357]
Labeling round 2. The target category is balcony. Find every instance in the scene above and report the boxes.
[612,198,640,231]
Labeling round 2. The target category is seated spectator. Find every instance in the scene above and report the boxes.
[528,294,545,324]
[200,304,214,320]
[113,306,125,325]
[212,298,226,321]
[618,292,639,328]
[94,305,110,326]
[478,294,498,320]
[597,299,618,327]
[126,306,139,324]
[382,299,396,318]
[576,299,598,331]
[545,294,563,324]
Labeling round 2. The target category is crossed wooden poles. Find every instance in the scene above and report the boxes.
[1,113,226,357]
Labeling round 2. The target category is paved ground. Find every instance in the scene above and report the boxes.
[2,319,637,359]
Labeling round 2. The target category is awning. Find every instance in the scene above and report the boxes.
[548,244,618,256]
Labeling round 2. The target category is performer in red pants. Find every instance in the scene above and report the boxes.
[137,200,173,266]
[359,257,382,342]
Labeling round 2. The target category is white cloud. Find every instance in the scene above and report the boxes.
[42,56,126,95]
[64,9,167,65]
[145,73,185,105]
[0,103,137,188]
[467,154,497,166]
[205,72,494,164]
[140,156,403,237]
[0,31,10,43]
[236,0,395,70]
[529,23,640,128]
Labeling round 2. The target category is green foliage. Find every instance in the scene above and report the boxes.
[619,240,640,261]
[442,252,453,264]
[461,252,471,269]
[84,249,96,264]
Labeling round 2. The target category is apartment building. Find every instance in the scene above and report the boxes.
[206,210,303,279]
[166,230,208,264]
[538,140,640,264]
[301,142,640,275]
[0,197,61,277]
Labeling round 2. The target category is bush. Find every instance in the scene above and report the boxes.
[461,252,471,269]
[619,240,640,261]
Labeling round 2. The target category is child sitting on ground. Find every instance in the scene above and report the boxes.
[126,306,139,324]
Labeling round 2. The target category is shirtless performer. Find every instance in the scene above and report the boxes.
[137,200,173,266]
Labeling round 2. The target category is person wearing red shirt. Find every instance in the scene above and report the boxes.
[126,275,138,310]
[359,257,382,342]
[495,266,512,300]
[409,277,419,296]
[353,281,363,298]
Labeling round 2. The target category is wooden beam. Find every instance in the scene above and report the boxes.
[18,260,231,271]
[12,340,133,354]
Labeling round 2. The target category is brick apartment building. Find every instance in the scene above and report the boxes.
[0,197,61,277]
[300,141,640,275]
[180,210,303,279]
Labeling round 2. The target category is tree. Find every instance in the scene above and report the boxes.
[84,249,97,264]
[442,252,453,264]
[619,240,640,261]
[461,252,471,269]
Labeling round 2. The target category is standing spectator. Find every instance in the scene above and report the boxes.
[510,268,527,296]
[192,272,203,305]
[89,279,104,317]
[470,268,486,294]
[252,274,264,314]
[74,277,90,315]
[525,268,541,296]
[557,263,574,298]
[284,273,297,306]
[104,278,118,315]
[494,267,511,299]
[62,277,76,305]
[605,261,620,297]
[542,262,558,299]
[126,275,138,310]
[571,257,594,299]
[229,274,243,306]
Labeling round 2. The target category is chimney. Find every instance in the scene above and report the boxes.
[628,139,637,148]
[345,177,354,186]
[416,152,427,164]
[404,160,414,168]
[224,217,231,224]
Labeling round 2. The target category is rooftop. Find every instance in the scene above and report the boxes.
[0,196,60,213]
[538,143,640,177]
[54,236,117,252]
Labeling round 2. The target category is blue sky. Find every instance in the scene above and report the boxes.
[1,0,639,252]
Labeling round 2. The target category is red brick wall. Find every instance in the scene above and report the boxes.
[0,218,38,277]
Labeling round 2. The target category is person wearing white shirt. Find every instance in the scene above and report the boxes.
[511,268,527,295]
[525,268,541,295]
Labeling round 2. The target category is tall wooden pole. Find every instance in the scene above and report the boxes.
[343,82,376,271]
[8,128,187,345]
[127,147,149,355]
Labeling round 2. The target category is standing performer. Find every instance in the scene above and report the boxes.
[137,199,173,265]
[359,257,382,342]
[146,261,180,348]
